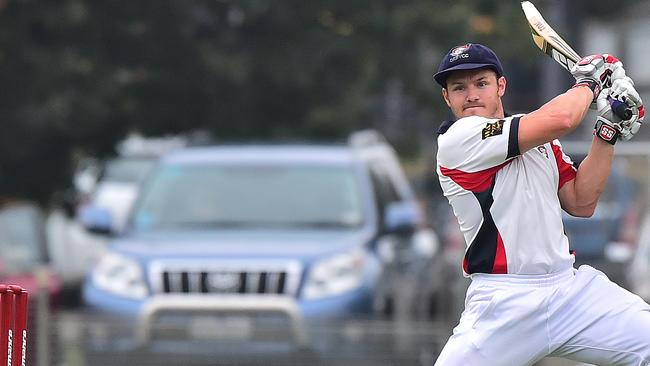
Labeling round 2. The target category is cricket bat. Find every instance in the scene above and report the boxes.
[521,1,631,119]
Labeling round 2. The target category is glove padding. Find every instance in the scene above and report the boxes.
[572,54,626,102]
[585,54,625,110]
[571,55,607,100]
[594,84,645,143]
[610,77,644,141]
[602,54,625,88]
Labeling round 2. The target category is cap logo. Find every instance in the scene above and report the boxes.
[449,44,471,63]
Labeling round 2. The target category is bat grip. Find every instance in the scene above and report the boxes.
[609,97,633,120]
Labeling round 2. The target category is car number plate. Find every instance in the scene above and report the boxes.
[188,315,253,341]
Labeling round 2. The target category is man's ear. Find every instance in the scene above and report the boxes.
[442,88,451,107]
[497,76,507,97]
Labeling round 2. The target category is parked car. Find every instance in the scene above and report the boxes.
[83,154,159,231]
[47,134,190,295]
[80,131,442,363]
[0,200,62,365]
[562,161,639,286]
[77,132,190,232]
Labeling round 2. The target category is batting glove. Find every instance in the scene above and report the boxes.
[610,77,645,141]
[593,88,622,144]
[593,83,645,144]
[602,54,624,88]
[571,54,608,101]
[582,54,626,111]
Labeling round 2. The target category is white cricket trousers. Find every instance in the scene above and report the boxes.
[435,265,650,366]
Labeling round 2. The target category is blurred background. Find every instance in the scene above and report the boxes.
[1,0,649,365]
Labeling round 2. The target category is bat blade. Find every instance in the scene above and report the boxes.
[521,1,633,121]
[521,1,581,71]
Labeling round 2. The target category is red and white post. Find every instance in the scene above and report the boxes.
[10,286,28,366]
[0,285,28,366]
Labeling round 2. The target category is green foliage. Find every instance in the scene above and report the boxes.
[0,0,631,203]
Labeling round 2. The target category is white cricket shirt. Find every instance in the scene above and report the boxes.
[436,115,577,276]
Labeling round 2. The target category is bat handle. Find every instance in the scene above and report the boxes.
[608,97,633,120]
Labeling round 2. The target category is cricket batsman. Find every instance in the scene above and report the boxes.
[433,43,650,365]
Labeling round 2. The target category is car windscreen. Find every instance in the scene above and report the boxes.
[130,163,365,231]
[102,157,157,184]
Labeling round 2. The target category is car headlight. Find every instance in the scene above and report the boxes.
[92,252,148,299]
[303,249,366,300]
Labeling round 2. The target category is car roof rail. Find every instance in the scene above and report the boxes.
[348,130,388,149]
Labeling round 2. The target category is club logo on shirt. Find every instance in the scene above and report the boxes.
[482,119,504,140]
[537,146,549,158]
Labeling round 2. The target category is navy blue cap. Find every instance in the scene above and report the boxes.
[433,43,504,87]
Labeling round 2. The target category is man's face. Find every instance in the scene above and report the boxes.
[442,69,506,119]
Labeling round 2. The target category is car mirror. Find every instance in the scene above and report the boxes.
[384,201,423,235]
[78,204,115,236]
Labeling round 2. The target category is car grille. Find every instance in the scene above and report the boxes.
[150,262,301,296]
[162,270,288,294]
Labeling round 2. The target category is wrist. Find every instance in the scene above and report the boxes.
[572,78,601,102]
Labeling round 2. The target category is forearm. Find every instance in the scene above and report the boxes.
[535,86,593,130]
[573,137,614,212]
[518,87,593,153]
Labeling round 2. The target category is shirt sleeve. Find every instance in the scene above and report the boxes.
[551,139,577,190]
[437,115,521,172]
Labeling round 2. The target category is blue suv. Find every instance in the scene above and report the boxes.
[81,130,441,362]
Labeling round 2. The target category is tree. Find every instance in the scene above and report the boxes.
[0,0,630,203]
